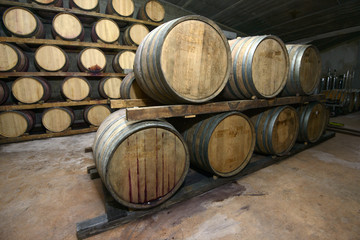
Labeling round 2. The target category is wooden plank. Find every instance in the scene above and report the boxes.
[110,99,157,109]
[0,99,109,111]
[0,0,161,27]
[125,95,325,121]
[0,72,126,79]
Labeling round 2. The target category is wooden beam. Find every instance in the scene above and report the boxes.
[0,72,126,79]
[110,99,158,109]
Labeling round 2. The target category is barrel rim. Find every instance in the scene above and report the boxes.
[70,0,99,11]
[78,47,107,73]
[0,110,30,137]
[31,0,60,6]
[125,23,149,46]
[84,104,111,126]
[42,107,75,132]
[12,76,46,104]
[299,101,326,143]
[142,0,165,23]
[93,18,120,44]
[0,42,22,72]
[61,76,91,101]
[108,0,135,17]
[98,76,123,99]
[52,12,84,41]
[3,7,39,38]
[35,44,68,72]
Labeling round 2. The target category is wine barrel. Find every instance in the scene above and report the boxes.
[91,18,120,44]
[222,35,289,100]
[106,0,134,17]
[93,109,189,209]
[353,90,360,111]
[123,24,149,46]
[297,102,327,143]
[251,106,299,156]
[28,0,63,19]
[0,111,35,137]
[52,13,84,41]
[61,77,91,101]
[137,0,165,23]
[78,47,107,73]
[2,7,45,38]
[98,77,122,99]
[12,77,51,104]
[183,112,255,177]
[42,107,75,132]
[282,45,321,96]
[35,45,69,72]
[134,15,231,104]
[0,43,29,72]
[120,72,148,99]
[83,105,111,126]
[0,81,10,105]
[112,51,136,73]
[69,0,99,12]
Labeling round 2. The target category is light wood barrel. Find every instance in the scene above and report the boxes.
[52,13,84,41]
[282,45,321,96]
[137,0,165,23]
[91,18,120,44]
[93,109,189,209]
[2,7,45,38]
[12,77,51,104]
[35,45,69,72]
[0,81,10,105]
[251,106,299,156]
[98,77,122,99]
[106,0,134,17]
[69,0,99,12]
[0,111,35,137]
[78,47,107,73]
[183,112,255,177]
[120,72,148,99]
[123,24,150,46]
[61,77,91,101]
[134,16,231,104]
[0,43,29,72]
[222,35,289,100]
[42,107,75,132]
[83,105,111,126]
[112,51,136,73]
[28,0,63,6]
[297,102,327,143]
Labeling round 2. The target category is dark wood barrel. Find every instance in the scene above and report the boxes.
[182,112,255,177]
[0,43,29,72]
[28,0,63,19]
[297,102,327,143]
[106,0,134,17]
[2,7,45,39]
[282,44,321,96]
[0,110,35,137]
[98,77,122,99]
[52,13,84,41]
[61,77,91,101]
[78,47,107,73]
[0,81,10,105]
[137,0,165,23]
[91,18,120,44]
[123,24,149,46]
[134,15,231,104]
[112,51,136,73]
[93,109,190,209]
[251,106,299,156]
[83,105,111,126]
[222,35,289,100]
[120,72,148,99]
[35,45,69,72]
[42,107,75,132]
[12,77,51,104]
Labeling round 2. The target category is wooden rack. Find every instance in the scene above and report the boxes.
[0,72,126,79]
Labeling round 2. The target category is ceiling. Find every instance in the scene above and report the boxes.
[162,0,360,50]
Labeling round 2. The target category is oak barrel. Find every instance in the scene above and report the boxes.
[112,51,136,73]
[0,81,10,105]
[2,7,45,38]
[0,111,35,137]
[123,24,150,46]
[120,72,148,99]
[106,0,134,17]
[134,15,231,104]
[251,106,299,156]
[12,77,51,104]
[98,77,122,99]
[52,13,84,41]
[61,77,91,101]
[93,109,189,209]
[91,18,120,44]
[28,0,63,19]
[297,102,327,143]
[222,35,289,100]
[78,47,107,73]
[282,45,321,96]
[183,112,255,177]
[137,0,165,23]
[69,0,99,11]
[83,104,111,126]
[42,107,75,132]
[0,43,29,72]
[35,45,69,72]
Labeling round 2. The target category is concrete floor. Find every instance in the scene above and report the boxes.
[0,112,359,240]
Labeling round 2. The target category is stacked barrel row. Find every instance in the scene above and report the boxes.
[324,89,360,114]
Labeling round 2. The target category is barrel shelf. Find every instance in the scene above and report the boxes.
[0,0,161,27]
[0,72,126,79]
